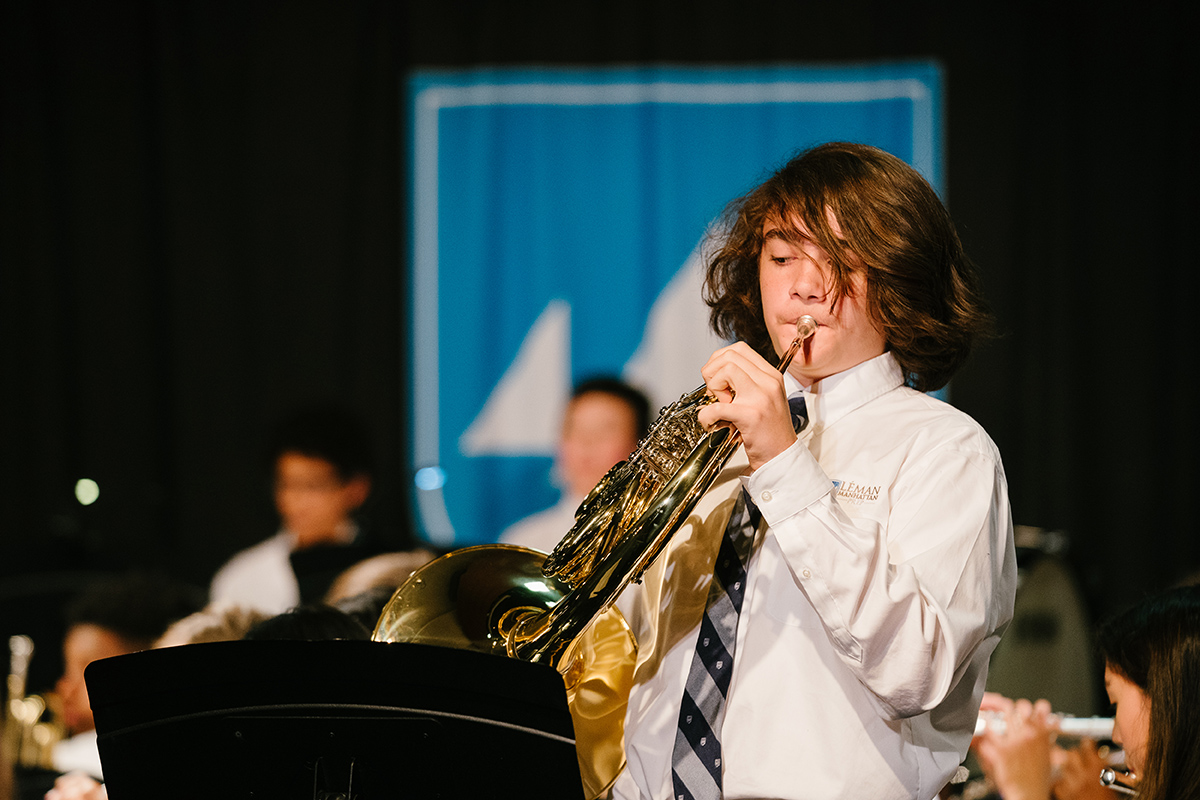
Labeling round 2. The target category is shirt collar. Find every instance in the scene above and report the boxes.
[783,352,905,430]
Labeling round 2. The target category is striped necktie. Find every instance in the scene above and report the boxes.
[669,393,807,799]
[670,487,758,800]
[788,394,809,433]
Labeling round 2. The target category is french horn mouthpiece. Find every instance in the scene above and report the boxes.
[796,315,817,340]
[776,315,818,374]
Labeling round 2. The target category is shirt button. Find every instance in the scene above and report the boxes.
[760,490,773,502]
[801,568,812,579]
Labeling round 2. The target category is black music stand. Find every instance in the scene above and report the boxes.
[86,639,584,799]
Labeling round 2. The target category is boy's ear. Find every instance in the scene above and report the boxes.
[345,475,371,509]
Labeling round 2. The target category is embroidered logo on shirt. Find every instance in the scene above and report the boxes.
[831,479,881,504]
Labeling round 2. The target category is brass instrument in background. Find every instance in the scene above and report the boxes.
[374,316,818,799]
[5,634,66,769]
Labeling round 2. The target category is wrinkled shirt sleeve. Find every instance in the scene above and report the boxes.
[745,435,1011,718]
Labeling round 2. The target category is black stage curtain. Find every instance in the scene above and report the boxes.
[1,1,408,585]
[2,0,1196,634]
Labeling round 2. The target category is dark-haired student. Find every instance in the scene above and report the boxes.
[210,404,378,614]
[39,573,202,798]
[976,584,1200,800]
[611,142,1016,800]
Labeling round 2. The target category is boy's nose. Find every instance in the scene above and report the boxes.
[791,257,829,302]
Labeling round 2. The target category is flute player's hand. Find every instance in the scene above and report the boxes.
[973,698,1056,800]
[1051,741,1119,800]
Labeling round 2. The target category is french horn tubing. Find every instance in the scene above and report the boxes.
[373,316,817,799]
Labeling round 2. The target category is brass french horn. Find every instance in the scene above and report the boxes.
[373,316,818,799]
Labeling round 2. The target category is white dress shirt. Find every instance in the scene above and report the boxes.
[613,352,1016,800]
[209,531,299,615]
[51,729,104,780]
[499,494,583,553]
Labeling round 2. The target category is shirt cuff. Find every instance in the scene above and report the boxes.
[742,438,833,527]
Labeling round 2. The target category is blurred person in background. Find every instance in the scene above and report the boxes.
[43,599,261,800]
[500,377,650,553]
[322,550,438,606]
[323,549,438,633]
[210,404,381,614]
[47,573,202,788]
[241,603,371,642]
[152,603,272,649]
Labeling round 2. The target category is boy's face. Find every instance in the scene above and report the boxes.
[274,451,369,548]
[758,212,886,387]
[558,391,640,498]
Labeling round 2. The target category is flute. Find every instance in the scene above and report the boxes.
[975,712,1114,740]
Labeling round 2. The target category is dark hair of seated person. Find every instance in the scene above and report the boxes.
[330,586,396,634]
[67,571,207,648]
[242,603,371,642]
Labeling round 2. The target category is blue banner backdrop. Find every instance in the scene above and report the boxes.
[407,63,943,547]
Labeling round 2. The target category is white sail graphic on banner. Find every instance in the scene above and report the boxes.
[459,239,723,458]
[623,241,727,412]
[459,299,571,456]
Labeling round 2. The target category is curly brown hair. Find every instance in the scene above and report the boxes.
[704,142,992,392]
